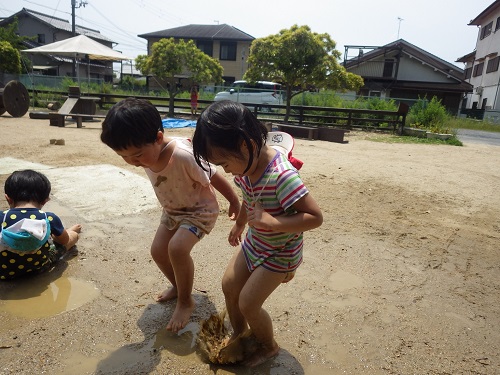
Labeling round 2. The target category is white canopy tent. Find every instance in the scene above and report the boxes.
[22,35,131,85]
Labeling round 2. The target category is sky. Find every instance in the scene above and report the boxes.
[0,0,495,68]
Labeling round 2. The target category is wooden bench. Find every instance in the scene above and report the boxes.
[273,123,319,140]
[49,112,106,128]
[49,86,104,127]
[272,123,350,143]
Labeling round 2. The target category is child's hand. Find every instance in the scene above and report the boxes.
[228,222,245,246]
[228,200,240,221]
[247,202,275,230]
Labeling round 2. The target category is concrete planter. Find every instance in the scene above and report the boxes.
[403,127,427,138]
[426,132,453,140]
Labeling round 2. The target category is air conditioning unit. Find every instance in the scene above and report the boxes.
[475,86,483,94]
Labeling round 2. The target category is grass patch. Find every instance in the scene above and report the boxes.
[365,133,463,146]
[446,117,500,133]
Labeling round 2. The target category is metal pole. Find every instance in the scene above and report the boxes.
[71,0,87,81]
[397,17,404,39]
[71,0,76,79]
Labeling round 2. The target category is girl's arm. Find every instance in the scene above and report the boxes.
[210,172,241,220]
[247,193,323,233]
[229,200,247,246]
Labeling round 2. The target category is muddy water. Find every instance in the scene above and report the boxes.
[0,276,99,319]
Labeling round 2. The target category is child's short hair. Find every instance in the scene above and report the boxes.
[101,98,163,150]
[193,100,268,173]
[4,169,51,205]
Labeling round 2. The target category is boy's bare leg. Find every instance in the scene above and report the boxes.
[65,224,82,249]
[151,224,177,301]
[222,250,252,341]
[164,227,200,332]
[239,267,286,367]
[151,225,196,331]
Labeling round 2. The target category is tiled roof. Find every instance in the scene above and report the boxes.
[469,0,500,25]
[138,24,254,41]
[0,8,113,43]
[345,39,465,81]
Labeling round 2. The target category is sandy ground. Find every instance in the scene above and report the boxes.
[0,113,499,375]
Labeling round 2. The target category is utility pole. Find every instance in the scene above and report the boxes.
[71,0,87,78]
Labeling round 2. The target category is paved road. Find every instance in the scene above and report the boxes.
[456,129,500,146]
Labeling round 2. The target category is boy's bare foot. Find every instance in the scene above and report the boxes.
[166,297,195,333]
[156,287,177,302]
[243,343,280,368]
[70,224,82,233]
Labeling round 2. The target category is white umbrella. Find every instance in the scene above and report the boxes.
[22,35,131,85]
[22,34,130,61]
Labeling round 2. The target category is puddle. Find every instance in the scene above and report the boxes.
[0,276,100,319]
[55,352,101,375]
[154,321,200,357]
[86,322,202,374]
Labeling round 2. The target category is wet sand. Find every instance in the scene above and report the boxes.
[0,113,499,374]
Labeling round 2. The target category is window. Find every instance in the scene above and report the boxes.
[219,41,237,61]
[480,21,493,39]
[196,40,213,57]
[222,76,235,85]
[382,59,394,77]
[37,33,45,43]
[496,16,500,31]
[464,67,472,79]
[486,56,500,73]
[473,62,484,77]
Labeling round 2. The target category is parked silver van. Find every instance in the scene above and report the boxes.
[214,80,282,109]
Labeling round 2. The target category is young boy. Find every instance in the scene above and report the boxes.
[101,98,240,333]
[1,169,82,280]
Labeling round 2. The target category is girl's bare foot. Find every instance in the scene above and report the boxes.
[156,287,177,302]
[243,343,280,368]
[166,297,195,332]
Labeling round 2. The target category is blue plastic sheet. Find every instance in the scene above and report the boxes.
[162,118,196,128]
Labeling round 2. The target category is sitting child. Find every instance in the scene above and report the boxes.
[0,169,82,280]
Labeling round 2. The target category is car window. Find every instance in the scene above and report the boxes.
[227,81,281,94]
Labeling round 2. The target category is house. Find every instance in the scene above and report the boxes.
[138,24,254,90]
[344,39,473,114]
[456,0,500,121]
[0,8,115,82]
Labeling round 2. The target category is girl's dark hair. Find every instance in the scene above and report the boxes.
[4,169,51,205]
[192,100,268,174]
[101,97,163,150]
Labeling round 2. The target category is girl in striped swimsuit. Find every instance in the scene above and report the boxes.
[193,100,323,367]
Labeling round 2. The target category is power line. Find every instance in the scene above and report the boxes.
[128,0,187,25]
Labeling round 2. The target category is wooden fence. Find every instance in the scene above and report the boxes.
[31,89,408,133]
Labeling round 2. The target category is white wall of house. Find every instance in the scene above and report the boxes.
[398,55,453,82]
[463,3,500,113]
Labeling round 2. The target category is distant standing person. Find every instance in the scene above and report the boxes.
[190,85,199,115]
[0,169,82,280]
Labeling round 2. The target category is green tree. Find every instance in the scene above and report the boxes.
[0,41,22,74]
[244,25,364,121]
[136,38,223,116]
[0,17,35,72]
